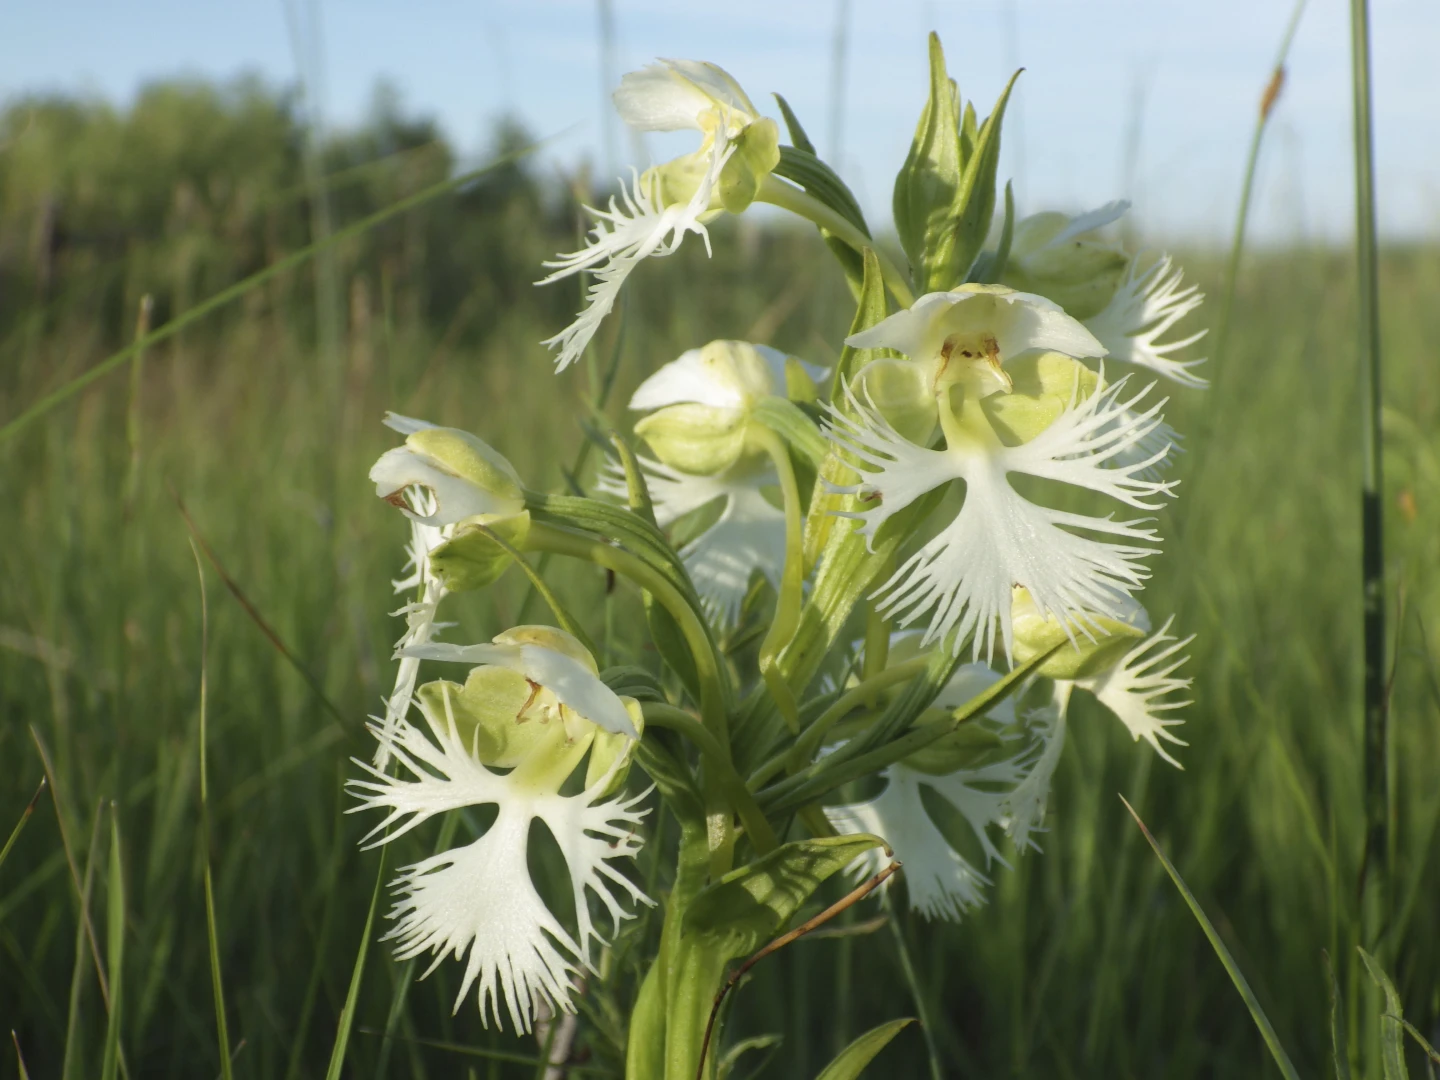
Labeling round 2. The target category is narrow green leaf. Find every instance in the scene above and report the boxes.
[968,180,1016,284]
[773,146,869,237]
[62,808,104,1080]
[0,778,46,878]
[1121,798,1302,1080]
[948,70,1021,287]
[773,92,817,155]
[1325,952,1352,1080]
[1394,1019,1440,1066]
[610,432,659,526]
[326,846,388,1080]
[12,1032,32,1080]
[100,808,125,1080]
[751,397,829,470]
[1358,947,1411,1080]
[683,835,885,960]
[814,1018,914,1080]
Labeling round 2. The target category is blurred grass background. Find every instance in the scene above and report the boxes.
[1,78,1438,1078]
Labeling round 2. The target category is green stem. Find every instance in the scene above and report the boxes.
[641,704,778,854]
[758,176,915,308]
[752,426,807,733]
[748,656,932,790]
[1213,0,1307,366]
[1348,0,1389,959]
[525,521,728,741]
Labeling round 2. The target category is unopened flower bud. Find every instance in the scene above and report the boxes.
[426,511,531,592]
[370,417,525,526]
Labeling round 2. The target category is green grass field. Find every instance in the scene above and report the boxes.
[1,83,1437,1078]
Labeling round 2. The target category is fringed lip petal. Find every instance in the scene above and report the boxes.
[1086,255,1208,388]
[825,379,1173,661]
[1080,616,1194,767]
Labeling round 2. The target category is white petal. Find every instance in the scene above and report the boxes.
[1044,200,1131,249]
[826,760,1021,921]
[401,641,639,739]
[613,59,756,132]
[1085,255,1208,388]
[1080,616,1193,767]
[539,138,734,372]
[369,447,518,525]
[844,288,1103,364]
[383,412,437,436]
[629,346,749,410]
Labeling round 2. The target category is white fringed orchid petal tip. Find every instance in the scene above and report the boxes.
[1086,255,1208,389]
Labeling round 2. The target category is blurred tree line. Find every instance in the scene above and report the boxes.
[0,75,576,351]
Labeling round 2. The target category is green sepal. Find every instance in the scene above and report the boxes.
[682,834,887,959]
[415,668,553,769]
[425,511,530,591]
[814,1018,915,1080]
[784,356,820,404]
[585,699,645,795]
[635,403,747,475]
[979,351,1100,447]
[719,117,782,214]
[406,426,525,505]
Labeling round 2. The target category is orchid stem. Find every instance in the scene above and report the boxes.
[758,176,915,308]
[752,426,807,734]
[641,703,778,854]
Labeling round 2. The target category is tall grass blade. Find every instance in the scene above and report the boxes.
[325,846,388,1080]
[1326,952,1353,1080]
[0,142,542,445]
[0,778,46,877]
[61,806,104,1080]
[1357,947,1410,1080]
[1347,0,1390,956]
[189,540,234,1080]
[100,806,125,1080]
[11,1031,32,1080]
[1120,797,1302,1080]
[1213,0,1306,365]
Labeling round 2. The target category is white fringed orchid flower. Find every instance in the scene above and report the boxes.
[348,626,650,1032]
[826,663,1031,920]
[1012,590,1194,767]
[1003,202,1208,388]
[538,61,779,371]
[827,333,1175,662]
[368,414,527,767]
[603,341,824,623]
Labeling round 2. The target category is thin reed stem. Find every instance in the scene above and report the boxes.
[1347,0,1389,956]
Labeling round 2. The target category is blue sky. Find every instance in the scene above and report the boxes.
[3,0,1437,243]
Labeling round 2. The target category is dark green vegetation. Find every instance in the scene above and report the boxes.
[2,79,1437,1078]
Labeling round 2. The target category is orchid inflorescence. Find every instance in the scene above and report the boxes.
[351,36,1205,1077]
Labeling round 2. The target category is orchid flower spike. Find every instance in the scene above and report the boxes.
[367,414,528,767]
[1012,589,1195,767]
[600,340,824,623]
[1003,202,1208,388]
[349,626,651,1032]
[538,61,780,372]
[826,662,1031,920]
[825,286,1176,662]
